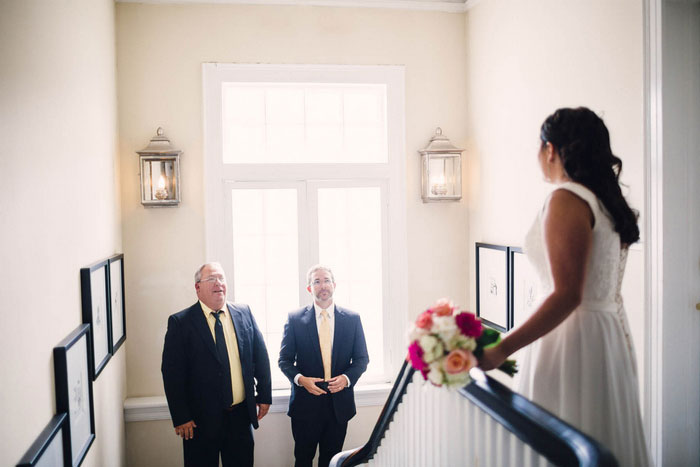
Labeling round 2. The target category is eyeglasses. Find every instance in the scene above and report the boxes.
[311,279,334,287]
[199,275,225,284]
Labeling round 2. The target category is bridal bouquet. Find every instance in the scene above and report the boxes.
[407,298,517,388]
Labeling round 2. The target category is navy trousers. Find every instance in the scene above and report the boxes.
[183,402,254,467]
[291,395,348,467]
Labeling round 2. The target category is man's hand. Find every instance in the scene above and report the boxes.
[257,403,270,420]
[174,420,197,440]
[327,375,348,393]
[299,375,327,395]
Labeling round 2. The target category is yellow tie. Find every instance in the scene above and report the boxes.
[319,309,332,380]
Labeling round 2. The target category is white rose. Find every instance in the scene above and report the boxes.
[419,335,444,363]
[444,369,471,388]
[427,361,444,386]
[408,326,429,342]
[432,316,459,342]
[446,334,477,352]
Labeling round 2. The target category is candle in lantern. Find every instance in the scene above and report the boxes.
[155,175,169,200]
[430,174,447,196]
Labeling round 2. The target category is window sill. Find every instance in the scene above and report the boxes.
[124,382,392,423]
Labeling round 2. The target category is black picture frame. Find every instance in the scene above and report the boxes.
[508,247,540,329]
[80,259,111,379]
[16,413,68,466]
[54,324,95,467]
[107,254,126,353]
[476,242,510,332]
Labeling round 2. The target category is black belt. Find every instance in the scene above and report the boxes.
[224,400,246,412]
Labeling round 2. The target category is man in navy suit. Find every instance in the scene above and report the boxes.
[279,264,369,467]
[162,262,272,467]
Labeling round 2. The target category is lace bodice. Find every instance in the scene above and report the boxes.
[523,182,626,311]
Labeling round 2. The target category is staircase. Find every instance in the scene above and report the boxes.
[331,361,617,467]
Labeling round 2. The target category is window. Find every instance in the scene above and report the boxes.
[204,64,407,389]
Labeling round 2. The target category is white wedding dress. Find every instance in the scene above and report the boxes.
[518,181,650,466]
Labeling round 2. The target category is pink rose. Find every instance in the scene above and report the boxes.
[408,341,427,371]
[431,298,454,317]
[444,349,477,374]
[415,310,433,329]
[455,311,483,338]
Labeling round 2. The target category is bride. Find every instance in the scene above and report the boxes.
[479,107,650,466]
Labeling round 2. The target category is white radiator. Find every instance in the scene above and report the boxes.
[366,372,552,467]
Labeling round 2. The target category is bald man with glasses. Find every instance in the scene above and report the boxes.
[162,262,271,467]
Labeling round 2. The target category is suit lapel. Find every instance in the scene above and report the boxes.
[331,305,344,373]
[190,302,219,361]
[227,303,247,361]
[303,305,324,370]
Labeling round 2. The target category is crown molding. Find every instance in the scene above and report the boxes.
[116,0,484,13]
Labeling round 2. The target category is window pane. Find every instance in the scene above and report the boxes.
[232,188,299,388]
[221,83,387,164]
[317,187,384,380]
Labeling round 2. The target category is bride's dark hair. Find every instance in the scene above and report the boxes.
[540,107,640,246]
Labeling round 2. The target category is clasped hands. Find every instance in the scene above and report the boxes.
[299,375,347,395]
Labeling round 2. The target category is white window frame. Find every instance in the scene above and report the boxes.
[203,63,408,386]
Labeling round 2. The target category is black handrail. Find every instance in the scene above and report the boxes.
[332,360,415,467]
[332,365,618,467]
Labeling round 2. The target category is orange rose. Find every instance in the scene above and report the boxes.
[431,298,454,316]
[444,349,477,374]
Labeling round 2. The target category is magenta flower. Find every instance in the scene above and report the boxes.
[455,312,483,338]
[408,341,427,371]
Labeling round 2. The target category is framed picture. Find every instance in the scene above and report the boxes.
[108,254,126,353]
[476,242,509,332]
[16,413,68,467]
[54,324,95,467]
[509,247,540,329]
[81,259,111,379]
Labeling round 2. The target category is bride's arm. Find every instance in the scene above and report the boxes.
[479,189,594,371]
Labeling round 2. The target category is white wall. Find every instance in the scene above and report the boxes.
[0,1,125,466]
[116,4,469,466]
[463,0,646,395]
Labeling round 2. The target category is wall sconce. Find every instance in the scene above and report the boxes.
[418,127,464,202]
[136,127,182,207]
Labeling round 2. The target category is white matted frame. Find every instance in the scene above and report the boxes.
[107,254,126,353]
[508,247,539,329]
[476,242,509,332]
[53,324,95,467]
[16,413,68,467]
[203,63,408,382]
[80,259,110,380]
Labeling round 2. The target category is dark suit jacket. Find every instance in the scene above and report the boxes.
[161,301,272,436]
[278,304,369,423]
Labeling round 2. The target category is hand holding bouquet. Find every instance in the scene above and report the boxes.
[407,298,517,388]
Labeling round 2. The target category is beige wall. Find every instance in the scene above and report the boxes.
[116,3,469,465]
[0,0,125,466]
[464,0,645,391]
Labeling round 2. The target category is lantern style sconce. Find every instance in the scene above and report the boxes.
[418,127,464,202]
[136,127,182,207]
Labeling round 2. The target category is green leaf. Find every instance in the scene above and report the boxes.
[477,328,501,348]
